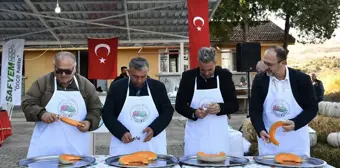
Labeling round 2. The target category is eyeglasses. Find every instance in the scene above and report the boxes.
[55,67,74,75]
[262,60,283,67]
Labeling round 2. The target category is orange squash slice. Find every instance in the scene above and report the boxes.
[274,153,302,165]
[269,121,286,146]
[59,154,82,164]
[59,117,83,127]
[197,152,226,162]
[118,154,149,166]
[132,151,157,161]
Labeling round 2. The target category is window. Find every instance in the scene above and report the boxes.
[221,49,237,72]
[159,49,179,73]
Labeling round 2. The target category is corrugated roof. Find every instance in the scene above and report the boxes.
[0,0,221,47]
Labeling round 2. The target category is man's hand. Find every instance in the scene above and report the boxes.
[282,120,295,132]
[121,132,133,144]
[41,112,59,124]
[78,120,90,132]
[143,127,154,142]
[195,107,208,119]
[207,103,221,114]
[260,130,270,143]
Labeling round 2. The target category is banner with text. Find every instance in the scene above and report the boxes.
[0,39,25,107]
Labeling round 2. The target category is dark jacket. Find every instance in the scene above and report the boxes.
[313,79,324,102]
[21,72,102,131]
[249,67,318,137]
[102,77,174,141]
[175,66,239,120]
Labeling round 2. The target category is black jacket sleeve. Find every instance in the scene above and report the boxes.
[175,72,197,120]
[249,74,267,137]
[102,82,129,141]
[217,70,239,116]
[148,82,174,137]
[290,74,318,130]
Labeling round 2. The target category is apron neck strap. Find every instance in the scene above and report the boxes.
[195,75,220,90]
[54,76,79,92]
[127,77,150,97]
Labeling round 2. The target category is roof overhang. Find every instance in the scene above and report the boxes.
[0,0,222,48]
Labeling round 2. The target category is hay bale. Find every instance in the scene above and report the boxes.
[241,119,258,143]
[309,115,340,143]
[311,143,340,168]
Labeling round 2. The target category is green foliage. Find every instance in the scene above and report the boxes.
[210,0,340,45]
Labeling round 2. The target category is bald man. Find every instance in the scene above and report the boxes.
[250,46,318,156]
[22,51,101,158]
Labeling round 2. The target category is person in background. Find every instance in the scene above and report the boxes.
[114,66,129,82]
[22,51,101,158]
[250,46,318,156]
[102,57,174,156]
[311,73,324,103]
[175,47,239,156]
[256,60,267,73]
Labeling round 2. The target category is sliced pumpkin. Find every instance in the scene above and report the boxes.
[132,151,157,161]
[274,153,302,165]
[119,154,149,165]
[269,121,286,146]
[59,117,83,127]
[197,152,226,162]
[59,154,82,164]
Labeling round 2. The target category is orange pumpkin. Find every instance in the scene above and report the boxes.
[132,151,157,161]
[197,152,226,162]
[119,154,149,165]
[59,154,82,164]
[59,117,83,127]
[269,121,286,146]
[274,153,302,165]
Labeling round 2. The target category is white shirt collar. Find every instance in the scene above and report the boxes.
[271,66,289,82]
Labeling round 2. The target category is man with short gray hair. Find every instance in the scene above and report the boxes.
[22,51,101,158]
[102,57,174,156]
[176,47,239,155]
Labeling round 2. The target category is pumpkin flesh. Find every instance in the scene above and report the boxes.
[197,152,226,162]
[118,151,157,166]
[59,117,83,127]
[269,121,286,146]
[274,153,302,166]
[132,151,157,161]
[59,154,82,164]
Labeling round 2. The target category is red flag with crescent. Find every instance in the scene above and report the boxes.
[88,37,118,79]
[187,0,211,69]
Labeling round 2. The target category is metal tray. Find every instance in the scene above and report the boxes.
[179,155,250,167]
[254,155,327,168]
[19,155,96,168]
[105,154,179,168]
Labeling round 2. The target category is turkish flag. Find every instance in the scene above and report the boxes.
[88,38,118,79]
[187,0,211,69]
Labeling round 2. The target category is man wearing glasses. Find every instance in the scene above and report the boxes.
[249,46,318,156]
[22,51,101,158]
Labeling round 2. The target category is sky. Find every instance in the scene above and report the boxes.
[268,14,340,44]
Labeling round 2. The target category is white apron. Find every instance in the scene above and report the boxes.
[27,76,90,158]
[257,72,310,156]
[109,78,167,156]
[184,76,229,156]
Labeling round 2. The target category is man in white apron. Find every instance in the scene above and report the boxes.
[22,52,102,158]
[102,57,174,156]
[175,47,239,156]
[249,46,318,156]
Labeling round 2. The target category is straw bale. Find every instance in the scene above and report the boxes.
[309,115,340,143]
[241,119,258,143]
